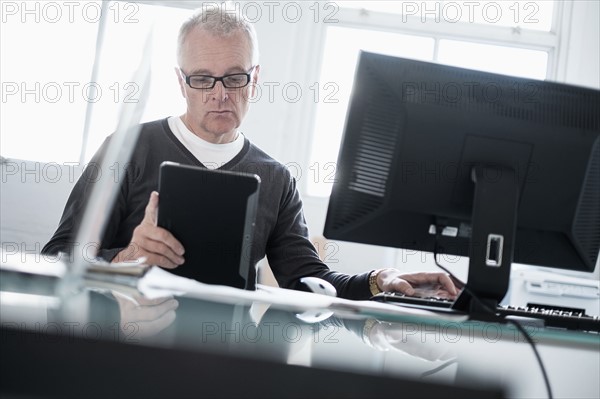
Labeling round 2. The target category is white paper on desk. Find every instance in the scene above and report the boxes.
[139,268,469,323]
[138,267,333,309]
[86,257,149,276]
[0,251,66,277]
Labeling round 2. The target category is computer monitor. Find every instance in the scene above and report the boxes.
[324,51,600,313]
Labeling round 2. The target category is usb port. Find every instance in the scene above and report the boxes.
[486,234,504,267]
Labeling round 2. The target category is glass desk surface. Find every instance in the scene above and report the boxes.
[1,260,598,399]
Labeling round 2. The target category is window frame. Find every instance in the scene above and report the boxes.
[304,0,572,198]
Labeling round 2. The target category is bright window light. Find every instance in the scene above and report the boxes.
[83,3,189,162]
[0,1,98,163]
[308,25,549,197]
[0,2,189,164]
[446,1,554,31]
[307,26,435,197]
[438,39,548,80]
[337,1,416,15]
[338,1,554,31]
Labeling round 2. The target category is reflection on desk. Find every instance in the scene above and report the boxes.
[1,264,599,399]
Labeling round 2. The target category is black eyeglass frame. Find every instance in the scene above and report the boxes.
[180,66,257,89]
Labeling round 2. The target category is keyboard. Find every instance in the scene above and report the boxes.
[372,292,600,333]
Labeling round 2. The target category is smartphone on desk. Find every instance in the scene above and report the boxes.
[157,162,260,290]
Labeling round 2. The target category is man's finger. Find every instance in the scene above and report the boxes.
[128,299,179,322]
[144,252,179,269]
[404,272,458,296]
[136,235,184,265]
[143,191,159,226]
[142,227,185,257]
[436,274,458,296]
[135,295,175,306]
[134,310,177,338]
[449,274,465,289]
[391,279,415,296]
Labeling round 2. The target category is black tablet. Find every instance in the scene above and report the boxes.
[157,162,260,289]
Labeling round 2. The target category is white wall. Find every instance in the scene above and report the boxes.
[560,0,600,89]
[1,159,82,252]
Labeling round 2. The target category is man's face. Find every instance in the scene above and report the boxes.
[177,28,259,143]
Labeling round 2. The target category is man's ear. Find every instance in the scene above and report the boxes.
[174,67,186,98]
[250,64,261,98]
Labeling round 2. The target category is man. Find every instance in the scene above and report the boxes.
[43,6,458,300]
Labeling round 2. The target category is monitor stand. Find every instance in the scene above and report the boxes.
[452,166,519,315]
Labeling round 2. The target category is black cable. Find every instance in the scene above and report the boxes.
[505,318,554,399]
[432,231,553,399]
[420,357,458,378]
[432,233,467,289]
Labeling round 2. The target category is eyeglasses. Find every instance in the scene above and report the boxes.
[180,66,256,89]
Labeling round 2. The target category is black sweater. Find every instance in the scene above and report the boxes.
[43,118,372,299]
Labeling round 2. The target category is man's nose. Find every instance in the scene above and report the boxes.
[210,81,228,102]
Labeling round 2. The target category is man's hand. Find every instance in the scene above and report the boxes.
[368,319,456,361]
[112,291,179,340]
[113,191,185,268]
[376,269,459,299]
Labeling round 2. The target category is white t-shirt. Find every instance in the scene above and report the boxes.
[167,116,244,169]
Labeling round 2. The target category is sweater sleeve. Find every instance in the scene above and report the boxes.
[265,175,372,300]
[41,137,128,262]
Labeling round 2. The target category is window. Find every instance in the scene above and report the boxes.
[437,39,548,79]
[1,2,189,164]
[82,3,190,162]
[1,1,98,163]
[307,1,561,197]
[338,1,554,31]
[308,27,435,196]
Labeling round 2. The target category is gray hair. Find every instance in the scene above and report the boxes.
[177,3,259,67]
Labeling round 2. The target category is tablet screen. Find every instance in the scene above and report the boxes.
[157,162,260,289]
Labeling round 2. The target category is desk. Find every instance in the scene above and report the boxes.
[1,264,598,399]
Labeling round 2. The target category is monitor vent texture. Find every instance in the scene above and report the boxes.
[398,65,600,131]
[329,89,400,231]
[347,96,399,197]
[573,138,600,265]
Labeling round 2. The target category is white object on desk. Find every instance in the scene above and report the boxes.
[300,276,337,297]
[507,268,600,316]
